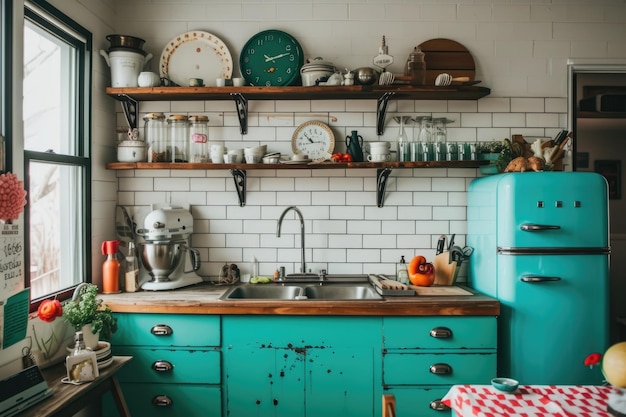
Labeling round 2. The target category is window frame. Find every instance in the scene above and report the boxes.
[23,0,92,307]
[1,0,13,173]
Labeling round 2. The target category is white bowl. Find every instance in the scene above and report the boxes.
[244,145,267,155]
[301,70,334,87]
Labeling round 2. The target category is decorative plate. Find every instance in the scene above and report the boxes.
[160,31,233,87]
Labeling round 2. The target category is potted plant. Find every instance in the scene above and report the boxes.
[63,283,118,348]
[476,139,515,173]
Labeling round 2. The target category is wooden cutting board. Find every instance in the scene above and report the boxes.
[417,38,476,86]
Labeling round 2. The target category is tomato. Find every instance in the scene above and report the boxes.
[342,153,353,162]
[408,255,435,286]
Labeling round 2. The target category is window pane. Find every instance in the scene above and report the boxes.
[28,162,84,299]
[23,19,77,155]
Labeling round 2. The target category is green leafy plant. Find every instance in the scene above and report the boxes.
[63,283,118,340]
[477,139,515,173]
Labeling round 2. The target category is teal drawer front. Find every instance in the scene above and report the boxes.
[112,347,220,384]
[386,387,451,417]
[383,353,496,385]
[383,317,496,349]
[110,313,220,347]
[104,383,221,417]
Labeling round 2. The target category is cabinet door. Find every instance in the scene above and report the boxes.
[386,387,451,417]
[306,346,375,417]
[226,345,304,417]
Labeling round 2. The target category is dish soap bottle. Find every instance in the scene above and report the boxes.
[396,255,409,284]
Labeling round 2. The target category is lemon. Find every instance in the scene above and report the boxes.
[602,342,626,388]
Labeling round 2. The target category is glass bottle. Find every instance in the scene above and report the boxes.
[124,242,139,292]
[167,114,189,162]
[144,112,166,162]
[72,331,87,356]
[395,116,410,162]
[405,47,426,86]
[418,116,434,161]
[396,255,409,285]
[188,115,210,163]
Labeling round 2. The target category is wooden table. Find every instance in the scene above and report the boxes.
[441,384,619,417]
[19,356,132,417]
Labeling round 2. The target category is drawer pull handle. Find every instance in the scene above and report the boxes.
[152,360,174,372]
[430,399,450,411]
[152,395,173,407]
[151,324,173,336]
[429,363,452,375]
[429,327,452,339]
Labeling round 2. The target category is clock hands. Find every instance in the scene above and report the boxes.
[264,52,291,62]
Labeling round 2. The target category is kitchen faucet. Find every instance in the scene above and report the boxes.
[276,206,317,278]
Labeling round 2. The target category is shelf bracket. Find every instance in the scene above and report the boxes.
[230,168,247,206]
[376,168,392,207]
[118,94,139,129]
[376,92,395,136]
[231,93,248,135]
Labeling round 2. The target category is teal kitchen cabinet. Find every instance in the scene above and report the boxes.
[103,313,222,417]
[382,316,497,417]
[223,315,382,417]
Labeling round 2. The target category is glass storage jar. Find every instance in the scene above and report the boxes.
[143,112,166,162]
[167,114,189,162]
[188,115,209,163]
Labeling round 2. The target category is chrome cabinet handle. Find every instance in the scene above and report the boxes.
[520,223,560,231]
[430,399,450,411]
[521,275,561,283]
[152,395,173,407]
[151,324,173,336]
[429,327,452,339]
[152,360,174,372]
[429,363,452,375]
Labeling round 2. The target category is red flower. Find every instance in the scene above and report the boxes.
[37,299,63,323]
[584,352,602,368]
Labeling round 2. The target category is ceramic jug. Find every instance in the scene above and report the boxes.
[346,130,364,162]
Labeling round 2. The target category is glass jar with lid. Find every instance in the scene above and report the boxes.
[188,115,209,162]
[167,114,189,162]
[143,112,166,162]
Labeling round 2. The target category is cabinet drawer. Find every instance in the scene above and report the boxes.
[112,347,220,384]
[104,382,221,417]
[383,317,496,349]
[383,353,496,385]
[110,313,220,347]
[386,387,451,417]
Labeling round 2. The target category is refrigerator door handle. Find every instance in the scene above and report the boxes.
[520,275,561,283]
[520,223,561,231]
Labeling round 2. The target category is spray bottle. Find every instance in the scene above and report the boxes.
[102,240,121,294]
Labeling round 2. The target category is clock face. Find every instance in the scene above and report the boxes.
[239,30,304,86]
[292,121,335,160]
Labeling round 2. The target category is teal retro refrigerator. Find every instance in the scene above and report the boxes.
[467,172,610,385]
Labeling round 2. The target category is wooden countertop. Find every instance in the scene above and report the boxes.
[100,283,499,316]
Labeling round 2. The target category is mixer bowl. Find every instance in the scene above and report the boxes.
[138,241,185,281]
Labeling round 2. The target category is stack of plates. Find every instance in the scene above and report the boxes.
[66,341,113,369]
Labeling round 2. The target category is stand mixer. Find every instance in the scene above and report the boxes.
[135,204,203,291]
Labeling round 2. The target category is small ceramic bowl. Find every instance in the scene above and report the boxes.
[491,377,519,393]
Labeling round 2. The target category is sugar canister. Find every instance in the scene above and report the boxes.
[167,114,189,162]
[143,112,166,162]
[188,115,209,162]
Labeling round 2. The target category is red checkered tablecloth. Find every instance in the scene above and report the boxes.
[441,385,619,417]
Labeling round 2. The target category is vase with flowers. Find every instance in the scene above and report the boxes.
[62,283,118,349]
[32,298,65,363]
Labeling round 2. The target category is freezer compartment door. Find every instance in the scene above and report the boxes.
[469,172,609,249]
[497,253,609,385]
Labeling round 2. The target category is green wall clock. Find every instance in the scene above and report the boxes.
[239,30,304,86]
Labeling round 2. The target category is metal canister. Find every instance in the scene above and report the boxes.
[188,115,209,163]
[167,114,189,162]
[143,112,165,162]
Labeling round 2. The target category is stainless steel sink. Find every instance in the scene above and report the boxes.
[304,285,382,300]
[219,279,383,301]
[221,285,303,300]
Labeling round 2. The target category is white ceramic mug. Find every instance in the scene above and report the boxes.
[245,154,261,164]
[232,77,245,87]
[211,152,224,163]
[138,71,161,87]
[211,143,225,154]
[216,78,226,87]
[224,154,237,163]
[367,153,391,162]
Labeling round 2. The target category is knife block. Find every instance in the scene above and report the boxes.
[433,252,459,286]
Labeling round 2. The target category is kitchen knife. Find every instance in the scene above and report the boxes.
[436,235,446,255]
[553,130,569,146]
